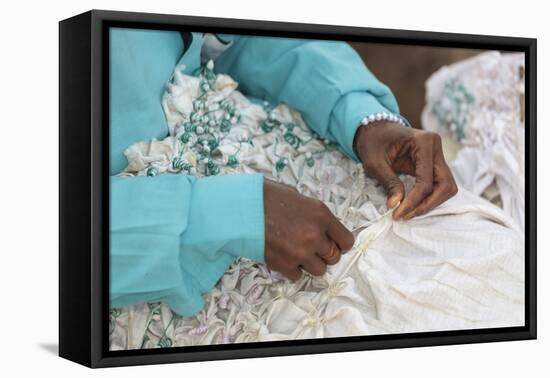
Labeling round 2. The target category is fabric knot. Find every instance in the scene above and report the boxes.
[301,317,319,327]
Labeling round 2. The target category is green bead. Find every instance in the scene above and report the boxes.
[146,166,158,176]
[179,132,192,143]
[191,112,201,122]
[204,70,216,87]
[158,337,173,348]
[109,308,121,318]
[207,160,220,175]
[201,79,211,89]
[172,157,184,171]
[185,123,197,132]
[227,155,239,168]
[275,158,287,172]
[196,136,206,145]
[306,157,315,167]
[220,119,232,132]
[261,119,277,133]
[284,132,301,148]
[284,122,296,131]
[208,138,219,151]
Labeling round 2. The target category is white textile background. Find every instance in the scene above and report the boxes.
[0,0,546,377]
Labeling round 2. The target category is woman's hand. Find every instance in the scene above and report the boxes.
[263,179,355,281]
[354,120,458,220]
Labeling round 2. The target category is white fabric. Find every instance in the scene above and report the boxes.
[110,63,525,350]
[422,51,525,230]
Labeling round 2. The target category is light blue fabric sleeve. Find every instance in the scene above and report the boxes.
[110,174,204,316]
[213,35,409,161]
[179,173,265,292]
[109,28,265,317]
[109,28,184,176]
[110,173,265,316]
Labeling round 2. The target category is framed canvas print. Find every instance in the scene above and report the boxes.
[59,9,537,368]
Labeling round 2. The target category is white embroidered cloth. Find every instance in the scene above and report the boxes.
[109,62,524,350]
[422,51,525,230]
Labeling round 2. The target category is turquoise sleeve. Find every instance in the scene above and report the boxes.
[213,35,408,161]
[109,27,184,176]
[110,172,265,317]
[109,28,266,317]
[178,173,265,292]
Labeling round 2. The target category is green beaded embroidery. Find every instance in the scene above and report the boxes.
[165,60,331,178]
[283,131,301,149]
[158,337,173,348]
[431,78,475,141]
[275,158,287,172]
[206,160,220,175]
[227,155,239,168]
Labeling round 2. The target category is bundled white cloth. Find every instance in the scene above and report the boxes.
[109,62,525,350]
[422,51,525,230]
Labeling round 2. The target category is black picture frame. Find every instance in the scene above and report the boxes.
[59,9,537,368]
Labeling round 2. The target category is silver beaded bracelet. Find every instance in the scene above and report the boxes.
[360,111,406,127]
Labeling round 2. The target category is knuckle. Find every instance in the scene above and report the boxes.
[343,234,355,251]
[388,177,404,192]
[430,132,442,144]
[416,130,441,145]
[413,131,427,142]
[288,247,307,261]
[302,225,321,244]
[449,182,458,196]
[441,181,458,197]
[418,183,433,197]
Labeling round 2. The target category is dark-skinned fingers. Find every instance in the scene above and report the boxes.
[403,182,447,220]
[404,152,458,219]
[365,158,405,209]
[302,255,328,276]
[393,143,434,220]
[326,214,354,253]
[317,235,342,265]
[284,266,303,281]
[436,147,459,199]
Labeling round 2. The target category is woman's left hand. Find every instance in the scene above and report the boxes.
[353,120,458,220]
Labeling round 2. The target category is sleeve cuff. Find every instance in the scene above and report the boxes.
[328,91,411,162]
[109,175,193,296]
[180,173,266,266]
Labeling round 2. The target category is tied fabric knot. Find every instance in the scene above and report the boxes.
[327,281,346,298]
[301,317,320,328]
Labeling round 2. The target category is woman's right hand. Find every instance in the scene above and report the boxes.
[263,179,355,281]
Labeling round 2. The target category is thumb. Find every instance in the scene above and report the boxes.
[367,159,405,209]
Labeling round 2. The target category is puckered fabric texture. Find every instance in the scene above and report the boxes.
[109,56,524,350]
[422,51,525,231]
[109,28,407,318]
